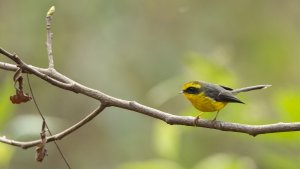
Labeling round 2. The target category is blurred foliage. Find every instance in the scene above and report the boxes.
[0,77,14,129]
[193,153,257,169]
[1,0,300,169]
[153,122,181,160]
[0,144,14,168]
[273,89,300,121]
[0,77,14,169]
[117,159,184,169]
[182,52,237,85]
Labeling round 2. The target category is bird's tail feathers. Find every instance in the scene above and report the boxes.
[232,85,271,94]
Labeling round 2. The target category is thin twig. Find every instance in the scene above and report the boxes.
[46,6,55,69]
[0,62,19,72]
[0,105,106,149]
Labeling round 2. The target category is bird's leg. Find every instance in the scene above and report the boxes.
[194,112,204,126]
[212,110,220,121]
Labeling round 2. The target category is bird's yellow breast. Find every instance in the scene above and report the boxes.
[184,92,227,112]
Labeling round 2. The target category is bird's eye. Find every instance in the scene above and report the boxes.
[184,87,201,94]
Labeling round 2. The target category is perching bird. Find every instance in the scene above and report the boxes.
[180,80,271,123]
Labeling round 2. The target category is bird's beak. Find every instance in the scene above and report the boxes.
[179,90,184,94]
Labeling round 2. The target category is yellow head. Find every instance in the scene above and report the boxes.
[181,81,203,104]
[181,81,202,96]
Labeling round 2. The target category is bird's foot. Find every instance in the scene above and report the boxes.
[194,116,200,126]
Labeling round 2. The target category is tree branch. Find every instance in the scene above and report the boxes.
[1,47,300,141]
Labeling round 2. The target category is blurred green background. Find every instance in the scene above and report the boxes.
[1,0,300,169]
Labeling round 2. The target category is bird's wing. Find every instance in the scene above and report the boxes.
[215,92,244,104]
[204,84,244,104]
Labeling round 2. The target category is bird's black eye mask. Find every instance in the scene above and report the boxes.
[183,87,202,94]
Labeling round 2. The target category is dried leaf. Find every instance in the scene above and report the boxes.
[13,68,24,90]
[36,121,48,162]
[10,67,31,104]
[35,142,47,162]
[10,89,32,104]
[13,67,22,82]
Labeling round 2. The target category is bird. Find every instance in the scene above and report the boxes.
[180,80,271,124]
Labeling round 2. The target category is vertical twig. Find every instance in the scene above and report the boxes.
[44,6,72,168]
[46,6,55,69]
